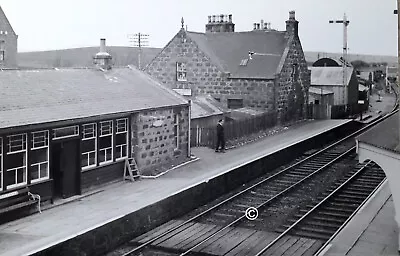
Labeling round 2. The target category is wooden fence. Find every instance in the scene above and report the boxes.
[190,112,278,148]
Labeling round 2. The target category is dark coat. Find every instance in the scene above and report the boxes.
[217,123,224,137]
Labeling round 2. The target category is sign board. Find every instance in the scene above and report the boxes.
[152,120,164,127]
[358,100,365,104]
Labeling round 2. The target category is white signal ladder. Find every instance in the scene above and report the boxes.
[123,157,140,181]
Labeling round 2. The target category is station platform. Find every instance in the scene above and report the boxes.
[0,119,352,256]
[319,180,397,256]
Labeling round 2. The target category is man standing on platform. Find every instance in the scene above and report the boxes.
[215,119,226,153]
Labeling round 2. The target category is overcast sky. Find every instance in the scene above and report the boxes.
[1,0,398,55]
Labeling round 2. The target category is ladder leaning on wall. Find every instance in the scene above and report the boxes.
[123,157,140,181]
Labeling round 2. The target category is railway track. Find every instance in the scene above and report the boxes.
[106,112,396,256]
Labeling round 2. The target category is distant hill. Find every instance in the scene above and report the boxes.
[17,46,162,69]
[16,47,397,69]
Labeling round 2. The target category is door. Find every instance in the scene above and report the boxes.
[52,139,80,198]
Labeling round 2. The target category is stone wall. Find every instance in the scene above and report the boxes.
[276,35,310,123]
[0,33,17,68]
[145,29,276,112]
[131,105,190,175]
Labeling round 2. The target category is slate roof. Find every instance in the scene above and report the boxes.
[357,112,400,154]
[308,86,334,95]
[310,66,354,86]
[186,30,288,79]
[191,95,229,119]
[0,66,187,129]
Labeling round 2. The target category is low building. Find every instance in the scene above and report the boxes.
[145,11,311,123]
[0,39,190,202]
[309,66,359,106]
[308,86,334,106]
[191,95,229,129]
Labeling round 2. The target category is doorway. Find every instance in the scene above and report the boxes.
[51,139,80,199]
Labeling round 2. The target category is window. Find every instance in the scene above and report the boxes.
[173,114,180,149]
[53,126,79,139]
[240,59,248,66]
[227,99,244,109]
[0,138,2,190]
[81,123,97,169]
[176,62,187,81]
[30,131,49,183]
[6,134,27,189]
[115,118,128,160]
[99,121,113,164]
[0,40,4,62]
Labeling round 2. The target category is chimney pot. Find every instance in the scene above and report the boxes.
[220,14,224,22]
[100,38,106,52]
[212,15,216,23]
[264,23,268,29]
[253,23,257,30]
[289,10,295,20]
[208,15,211,23]
[256,23,260,30]
[229,14,232,23]
[261,19,264,29]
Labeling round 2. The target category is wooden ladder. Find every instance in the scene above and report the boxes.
[123,157,140,182]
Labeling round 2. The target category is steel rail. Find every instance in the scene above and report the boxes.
[253,160,374,256]
[178,146,355,256]
[122,110,399,256]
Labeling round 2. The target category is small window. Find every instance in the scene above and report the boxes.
[176,62,187,81]
[53,126,79,139]
[81,123,97,169]
[240,59,248,66]
[115,119,128,160]
[99,121,113,164]
[227,99,244,109]
[173,113,180,149]
[30,131,49,183]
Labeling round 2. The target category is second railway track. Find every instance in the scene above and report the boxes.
[106,112,395,256]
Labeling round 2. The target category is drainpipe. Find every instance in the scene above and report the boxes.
[188,100,191,158]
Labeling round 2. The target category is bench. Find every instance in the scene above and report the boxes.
[0,187,41,224]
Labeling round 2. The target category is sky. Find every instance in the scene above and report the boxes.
[0,0,398,56]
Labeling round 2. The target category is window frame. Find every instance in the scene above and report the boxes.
[53,125,79,140]
[30,130,50,183]
[173,114,180,150]
[81,123,97,170]
[6,133,28,189]
[176,62,187,82]
[115,118,128,160]
[99,120,113,165]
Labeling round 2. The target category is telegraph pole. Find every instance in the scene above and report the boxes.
[329,14,350,91]
[127,33,149,70]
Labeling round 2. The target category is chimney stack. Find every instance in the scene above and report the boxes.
[100,38,106,53]
[286,10,299,36]
[206,14,235,33]
[93,38,112,70]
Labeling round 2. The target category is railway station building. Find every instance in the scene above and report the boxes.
[145,11,311,123]
[0,39,190,204]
